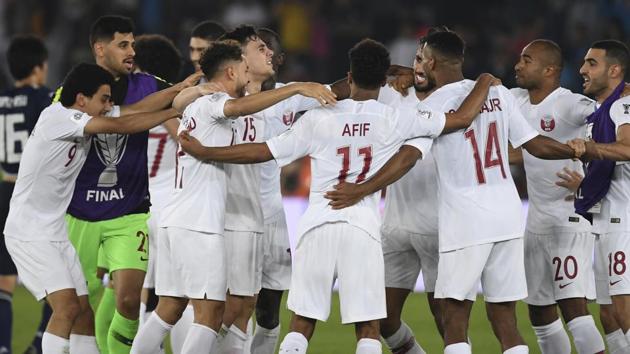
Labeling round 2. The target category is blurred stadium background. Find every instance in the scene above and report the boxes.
[1,0,628,352]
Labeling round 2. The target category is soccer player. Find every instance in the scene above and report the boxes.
[189,20,226,73]
[559,40,630,353]
[176,38,499,354]
[129,40,335,354]
[325,31,584,354]
[4,62,180,354]
[511,39,604,354]
[0,34,52,354]
[63,15,198,354]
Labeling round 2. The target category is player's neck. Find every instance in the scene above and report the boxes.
[436,69,464,88]
[14,76,40,89]
[528,82,559,105]
[350,87,379,101]
[95,59,123,80]
[595,78,623,104]
[246,79,264,95]
[261,77,277,92]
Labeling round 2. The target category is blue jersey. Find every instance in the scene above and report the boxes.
[0,86,51,177]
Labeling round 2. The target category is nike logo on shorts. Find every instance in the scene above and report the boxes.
[610,279,622,286]
[140,256,148,261]
[559,282,573,289]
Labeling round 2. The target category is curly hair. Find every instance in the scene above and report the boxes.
[348,38,391,90]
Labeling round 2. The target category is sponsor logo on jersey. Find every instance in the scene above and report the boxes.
[418,110,432,119]
[540,114,555,132]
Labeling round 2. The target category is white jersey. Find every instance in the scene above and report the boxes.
[378,85,439,236]
[4,102,107,241]
[593,95,630,234]
[511,87,594,234]
[160,93,233,234]
[426,80,538,252]
[266,99,442,244]
[259,83,323,223]
[147,124,177,211]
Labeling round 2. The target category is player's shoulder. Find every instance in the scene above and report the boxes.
[554,87,593,106]
[40,102,81,122]
[509,87,528,100]
[610,95,630,122]
[187,92,231,113]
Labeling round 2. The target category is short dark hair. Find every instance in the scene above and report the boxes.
[89,15,134,46]
[59,63,114,107]
[7,35,48,80]
[191,21,225,42]
[348,38,391,90]
[219,25,258,46]
[529,39,563,70]
[591,39,630,74]
[199,40,243,79]
[424,30,465,62]
[257,28,283,53]
[134,34,182,83]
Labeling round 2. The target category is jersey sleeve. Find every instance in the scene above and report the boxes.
[44,110,92,141]
[396,103,446,139]
[266,111,314,167]
[403,137,434,158]
[610,96,630,131]
[507,94,539,148]
[559,93,595,126]
[377,85,401,105]
[197,93,232,120]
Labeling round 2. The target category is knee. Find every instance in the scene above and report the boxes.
[57,299,82,323]
[255,299,280,329]
[355,321,380,340]
[117,292,141,317]
[528,305,558,326]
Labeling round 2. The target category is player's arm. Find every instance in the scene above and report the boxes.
[122,72,202,115]
[222,82,336,118]
[325,145,422,209]
[163,118,180,141]
[84,108,180,135]
[330,65,415,100]
[521,135,582,160]
[508,144,523,165]
[172,82,227,113]
[178,130,273,164]
[440,73,498,134]
[578,125,630,161]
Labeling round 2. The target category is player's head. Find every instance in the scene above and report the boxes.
[134,34,183,83]
[7,35,48,86]
[420,30,465,87]
[414,26,450,93]
[257,28,285,73]
[348,38,390,90]
[514,39,563,90]
[90,15,135,77]
[580,39,629,99]
[220,25,274,81]
[59,63,114,116]
[190,20,225,71]
[200,40,249,97]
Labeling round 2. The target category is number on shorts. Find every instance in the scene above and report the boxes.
[608,251,627,276]
[553,255,578,281]
[464,121,506,184]
[136,230,148,253]
[336,145,372,183]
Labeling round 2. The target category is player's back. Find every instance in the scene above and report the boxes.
[0,85,51,178]
[425,80,538,251]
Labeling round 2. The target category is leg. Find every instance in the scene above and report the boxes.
[68,295,99,354]
[131,296,188,354]
[355,320,382,354]
[251,289,283,354]
[66,215,103,309]
[0,275,16,354]
[107,269,145,354]
[95,282,116,354]
[611,294,630,332]
[380,287,426,354]
[288,313,317,340]
[46,289,82,338]
[426,293,444,339]
[528,304,571,354]
[486,301,526,352]
[443,299,473,346]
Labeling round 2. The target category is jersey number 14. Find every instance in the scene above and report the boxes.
[464,121,506,184]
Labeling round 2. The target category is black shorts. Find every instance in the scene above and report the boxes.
[0,181,16,275]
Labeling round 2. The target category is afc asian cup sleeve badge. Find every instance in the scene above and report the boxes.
[540,114,555,132]
[282,110,295,126]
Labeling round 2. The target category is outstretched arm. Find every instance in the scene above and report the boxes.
[577,125,630,161]
[441,73,498,134]
[178,130,273,164]
[85,108,181,135]
[122,71,202,115]
[522,135,582,160]
[324,145,422,209]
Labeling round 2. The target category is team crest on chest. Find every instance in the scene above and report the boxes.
[282,111,294,126]
[540,114,555,132]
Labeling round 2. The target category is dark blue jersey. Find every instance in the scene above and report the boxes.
[0,86,52,176]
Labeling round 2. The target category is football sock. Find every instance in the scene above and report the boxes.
[0,290,12,354]
[250,324,280,354]
[566,315,605,354]
[181,324,217,354]
[107,310,138,354]
[138,302,146,327]
[278,332,308,354]
[606,329,630,354]
[42,332,69,354]
[503,345,529,354]
[383,321,426,354]
[219,324,248,354]
[243,317,253,354]
[170,305,193,354]
[532,319,571,354]
[95,286,116,354]
[444,342,471,354]
[356,338,381,354]
[130,312,172,354]
[69,334,99,354]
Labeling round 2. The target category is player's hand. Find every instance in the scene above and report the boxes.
[477,73,502,86]
[324,182,366,209]
[555,167,583,201]
[295,82,337,106]
[387,75,413,96]
[567,138,586,159]
[178,130,206,160]
[176,71,204,90]
[198,82,228,96]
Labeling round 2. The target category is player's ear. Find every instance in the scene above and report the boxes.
[75,93,87,107]
[609,63,622,79]
[93,41,105,58]
[226,65,235,81]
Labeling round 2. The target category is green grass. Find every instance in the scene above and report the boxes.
[11,285,604,353]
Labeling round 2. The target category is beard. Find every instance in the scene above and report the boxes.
[414,76,436,93]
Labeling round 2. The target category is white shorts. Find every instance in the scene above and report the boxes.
[435,238,527,303]
[594,232,630,304]
[155,227,226,301]
[524,231,596,306]
[382,229,438,292]
[261,213,292,291]
[5,237,88,301]
[225,230,263,296]
[143,210,160,289]
[287,222,386,324]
